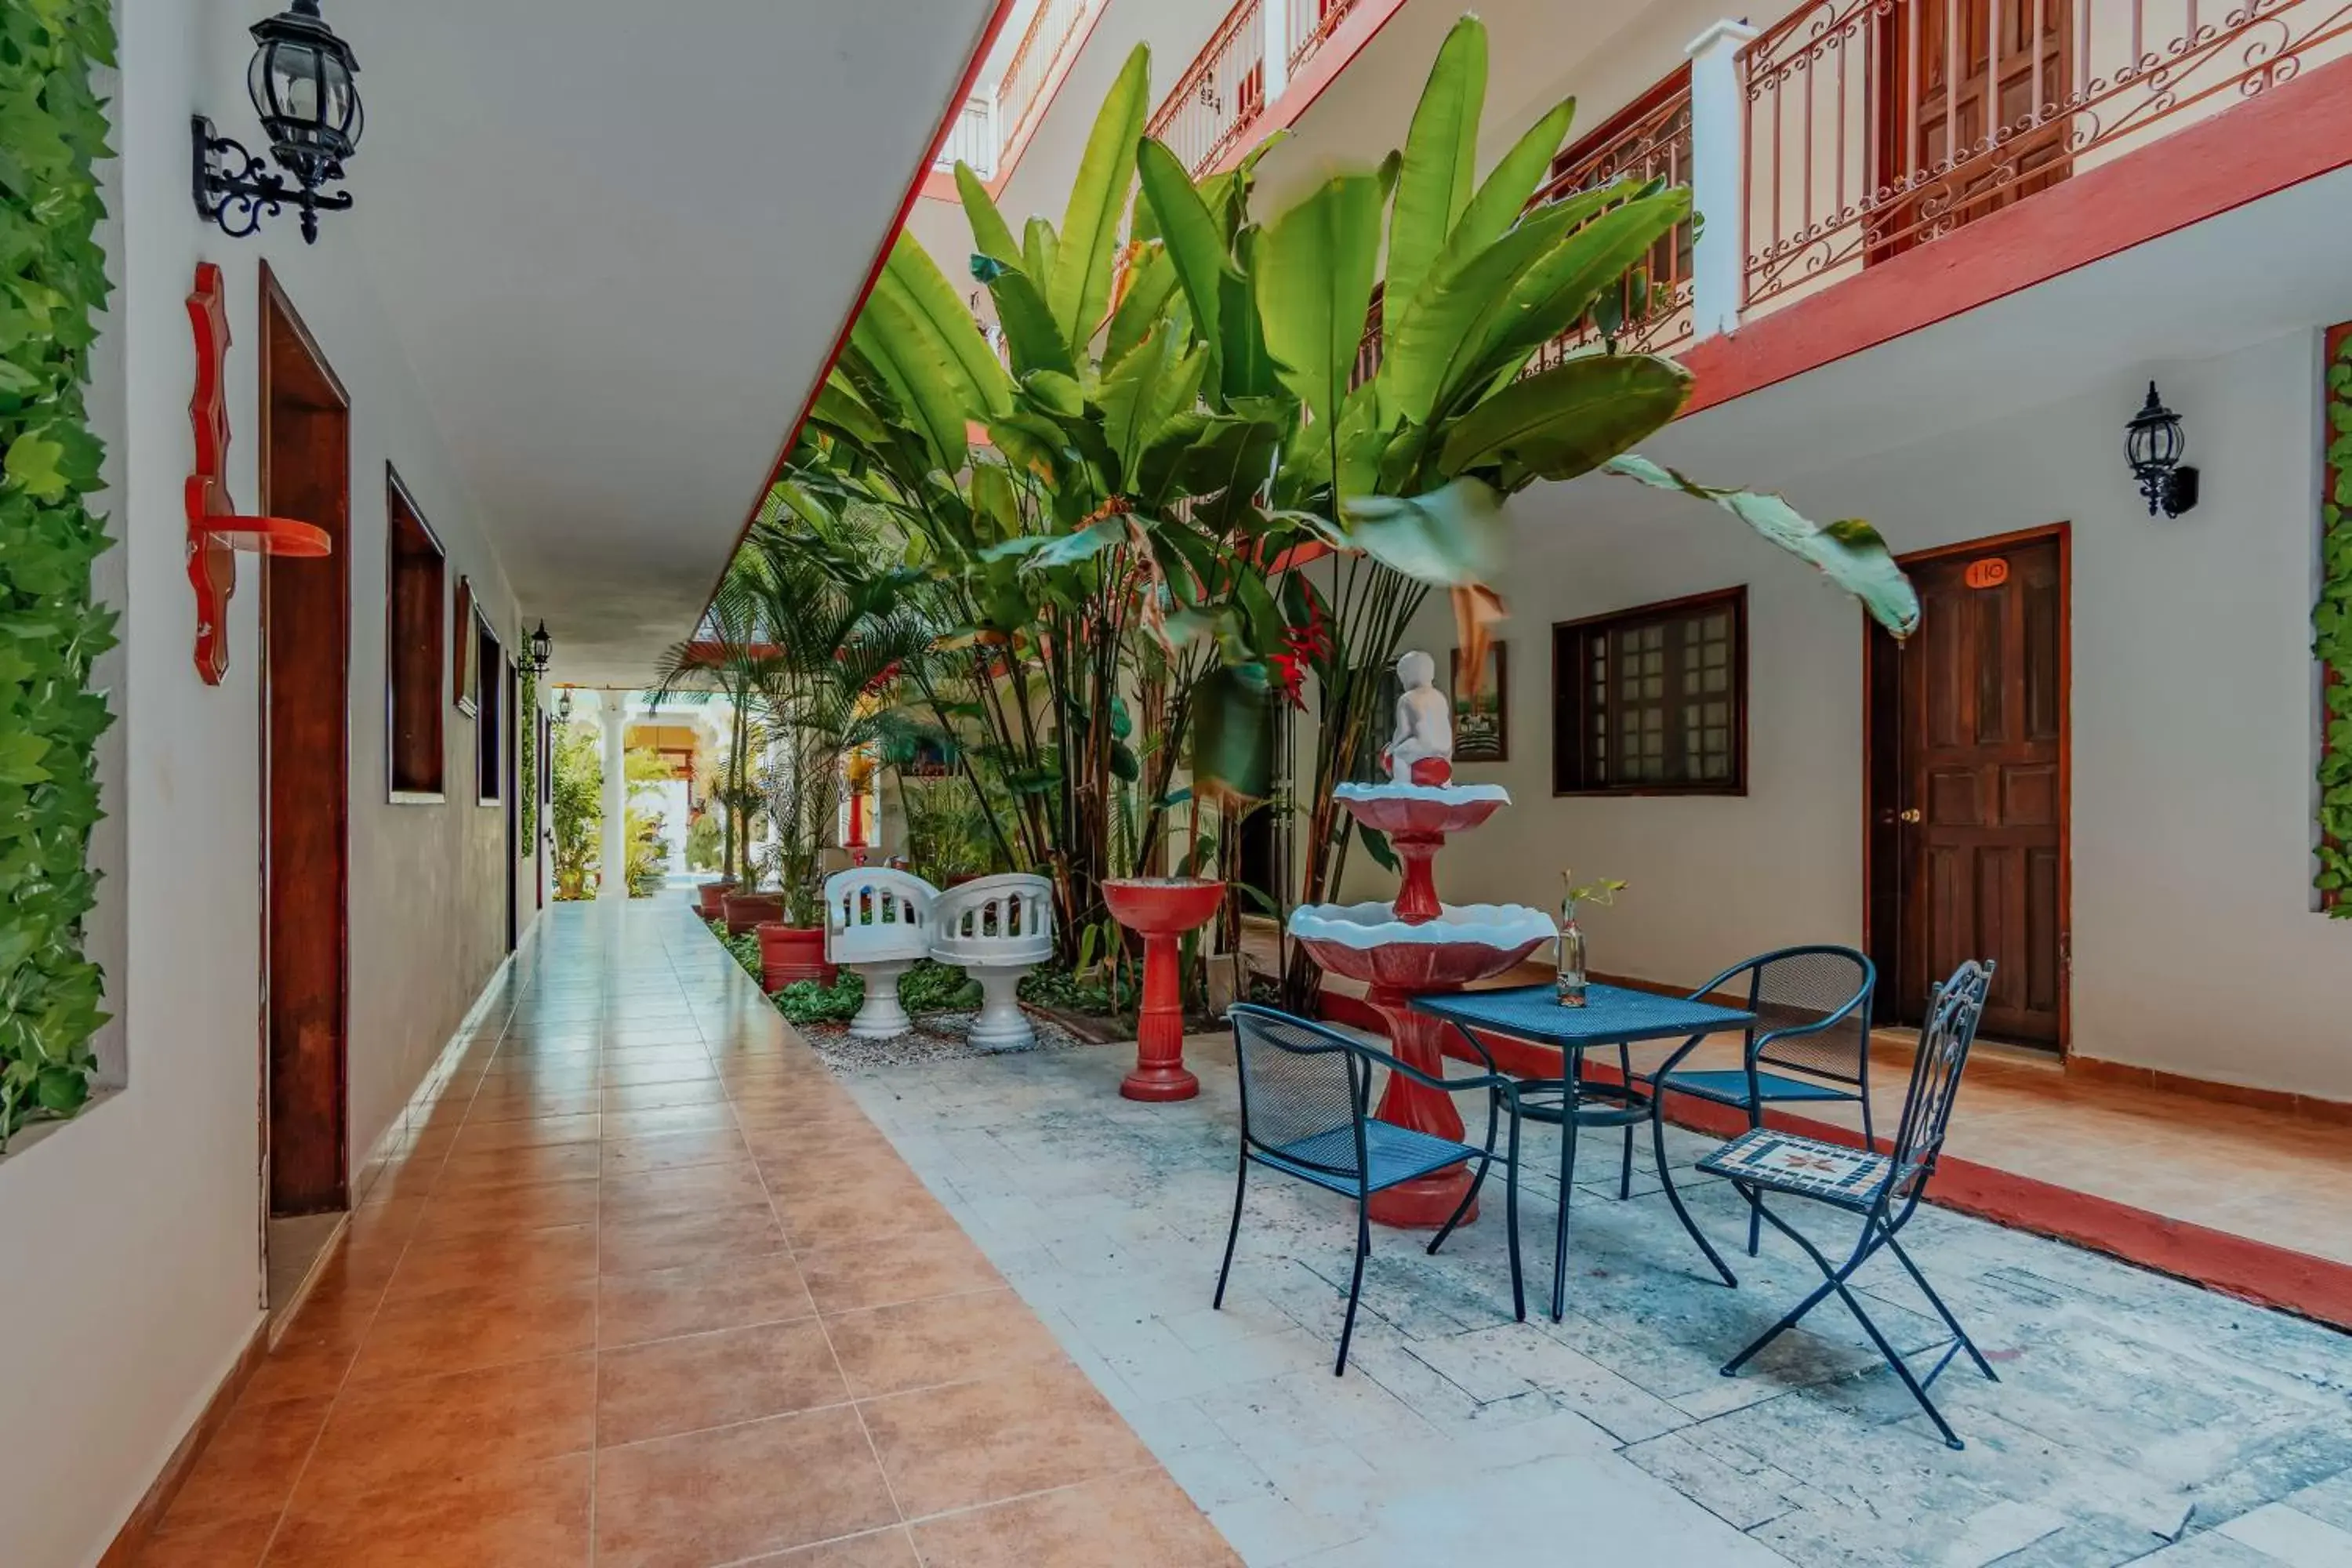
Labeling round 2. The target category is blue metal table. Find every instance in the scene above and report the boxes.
[1414,984,1756,1316]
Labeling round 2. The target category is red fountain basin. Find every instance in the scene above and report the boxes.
[1102,876,1226,935]
[1103,877,1225,1104]
[1287,901,1552,991]
[1332,782,1511,838]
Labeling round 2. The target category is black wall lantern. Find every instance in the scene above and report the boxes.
[557,688,575,724]
[2125,381,2199,517]
[192,0,364,244]
[524,622,554,677]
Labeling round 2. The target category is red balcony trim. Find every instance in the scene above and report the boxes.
[1202,0,1410,176]
[1682,49,2352,419]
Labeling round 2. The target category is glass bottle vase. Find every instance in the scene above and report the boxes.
[1555,905,1588,1007]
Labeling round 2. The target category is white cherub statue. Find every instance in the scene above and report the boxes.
[1381,649,1454,786]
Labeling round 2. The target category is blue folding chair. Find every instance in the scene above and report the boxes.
[1639,946,1878,1255]
[1699,960,1998,1449]
[1215,1004,1526,1374]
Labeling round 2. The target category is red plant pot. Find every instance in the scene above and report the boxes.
[1102,877,1227,1103]
[695,880,735,920]
[722,891,785,935]
[757,922,835,991]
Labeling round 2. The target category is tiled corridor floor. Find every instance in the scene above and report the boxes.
[134,898,1237,1568]
[848,1031,2352,1566]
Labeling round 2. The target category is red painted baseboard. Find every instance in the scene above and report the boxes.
[1312,990,2352,1334]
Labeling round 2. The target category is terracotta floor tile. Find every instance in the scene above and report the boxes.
[593,1406,898,1568]
[601,1157,771,1221]
[383,1221,600,1301]
[599,1201,789,1276]
[602,1101,739,1139]
[601,1127,751,1177]
[597,1319,848,1445]
[858,1363,1153,1518]
[599,1059,721,1090]
[602,1078,735,1112]
[797,1226,1004,1314]
[739,1526,922,1566]
[601,1039,713,1062]
[908,1468,1240,1565]
[132,1515,278,1568]
[439,1141,604,1191]
[778,1179,953,1251]
[822,1288,1069,1399]
[480,1048,601,1077]
[448,1112,603,1155]
[348,1279,598,1385]
[599,1253,818,1346]
[292,1352,595,1508]
[265,1452,592,1567]
[414,1176,601,1240]
[155,1395,332,1533]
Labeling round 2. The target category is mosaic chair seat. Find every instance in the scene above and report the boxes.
[822,868,937,1038]
[1698,959,1998,1450]
[1214,1005,1526,1375]
[928,873,1053,1051]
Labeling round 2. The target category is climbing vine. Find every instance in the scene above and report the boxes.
[520,670,537,844]
[0,0,119,1149]
[2318,325,2352,916]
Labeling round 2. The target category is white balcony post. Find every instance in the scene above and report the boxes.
[1263,0,1290,101]
[1685,19,1759,343]
[598,692,630,902]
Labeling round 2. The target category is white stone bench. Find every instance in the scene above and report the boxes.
[930,873,1054,1050]
[822,868,937,1038]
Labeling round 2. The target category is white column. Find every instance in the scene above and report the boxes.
[598,692,630,901]
[1685,19,1759,343]
[1263,0,1290,102]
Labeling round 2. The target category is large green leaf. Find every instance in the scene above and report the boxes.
[1023,217,1060,304]
[1605,456,1922,637]
[1051,43,1151,359]
[1385,16,1487,326]
[956,161,1022,271]
[978,260,1076,382]
[1106,242,1181,370]
[1319,477,1509,588]
[1467,189,1690,387]
[1377,198,1579,426]
[1256,173,1383,438]
[884,232,1011,419]
[850,278,970,475]
[1193,663,1275,801]
[1136,137,1225,362]
[1098,323,1207,487]
[1441,96,1576,284]
[1439,354,1690,483]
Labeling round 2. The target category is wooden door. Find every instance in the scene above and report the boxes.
[261,270,353,1214]
[1869,532,2066,1045]
[1875,0,2071,260]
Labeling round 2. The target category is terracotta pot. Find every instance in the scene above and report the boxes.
[695,880,735,920]
[757,922,835,991]
[722,891,785,935]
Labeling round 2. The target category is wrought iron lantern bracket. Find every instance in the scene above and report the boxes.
[191,115,354,244]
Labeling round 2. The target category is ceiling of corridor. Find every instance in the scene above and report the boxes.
[348,0,1004,687]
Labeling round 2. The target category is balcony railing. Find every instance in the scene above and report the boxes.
[998,0,1098,158]
[1534,67,1697,355]
[936,93,999,180]
[1739,0,2352,310]
[1148,0,1269,176]
[1287,0,1365,73]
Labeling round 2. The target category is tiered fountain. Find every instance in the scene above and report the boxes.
[1287,651,1554,1228]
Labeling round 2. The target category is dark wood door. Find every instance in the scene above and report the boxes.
[1871,534,2066,1045]
[262,272,353,1215]
[1874,0,2071,260]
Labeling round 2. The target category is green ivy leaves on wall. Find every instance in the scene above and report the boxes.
[2318,325,2352,917]
[520,670,537,845]
[0,0,120,1149]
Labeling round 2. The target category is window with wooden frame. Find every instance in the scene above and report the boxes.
[1552,586,1747,795]
[385,474,445,800]
[476,613,503,804]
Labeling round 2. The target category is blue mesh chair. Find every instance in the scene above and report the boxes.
[1217,1004,1526,1374]
[1637,946,1878,1256]
[1698,960,1998,1450]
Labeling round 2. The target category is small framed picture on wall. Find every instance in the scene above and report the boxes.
[1450,642,1508,763]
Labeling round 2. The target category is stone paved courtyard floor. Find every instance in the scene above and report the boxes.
[844,1030,2352,1567]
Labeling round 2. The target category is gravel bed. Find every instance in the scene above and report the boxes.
[793,1007,1092,1073]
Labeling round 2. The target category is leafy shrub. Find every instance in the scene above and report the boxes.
[775,960,979,1026]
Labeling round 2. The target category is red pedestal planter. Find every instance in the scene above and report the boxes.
[757,922,835,991]
[1102,877,1225,1103]
[695,880,735,920]
[722,891,784,936]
